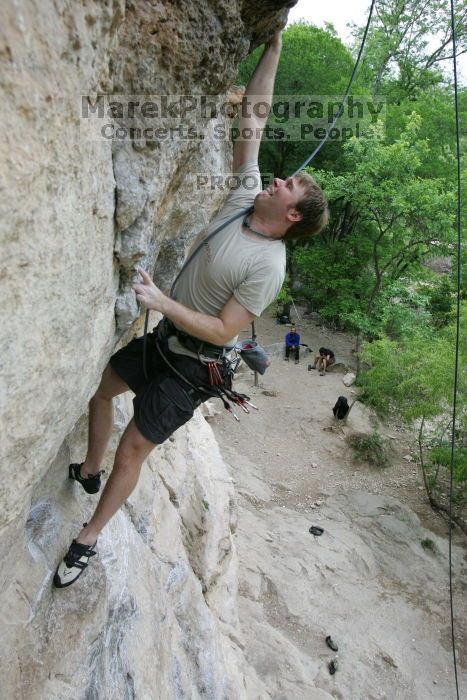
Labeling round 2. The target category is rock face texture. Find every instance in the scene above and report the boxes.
[4,401,245,699]
[0,1,292,698]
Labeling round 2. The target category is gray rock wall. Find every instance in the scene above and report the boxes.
[0,1,293,697]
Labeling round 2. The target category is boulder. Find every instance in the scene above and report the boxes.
[343,372,356,386]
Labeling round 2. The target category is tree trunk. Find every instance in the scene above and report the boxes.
[417,416,466,534]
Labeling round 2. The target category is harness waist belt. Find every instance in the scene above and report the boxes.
[163,319,233,358]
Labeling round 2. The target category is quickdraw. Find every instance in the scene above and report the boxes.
[213,385,258,422]
[155,332,257,421]
[207,361,223,386]
[200,351,258,421]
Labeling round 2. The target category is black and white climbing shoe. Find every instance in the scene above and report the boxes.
[53,539,97,588]
[69,463,104,494]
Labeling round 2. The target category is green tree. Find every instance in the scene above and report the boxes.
[383,87,463,183]
[294,116,455,339]
[351,0,467,98]
[357,302,467,528]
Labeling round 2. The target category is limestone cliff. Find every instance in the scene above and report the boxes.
[0,2,294,697]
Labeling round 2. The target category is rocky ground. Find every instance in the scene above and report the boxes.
[207,310,467,699]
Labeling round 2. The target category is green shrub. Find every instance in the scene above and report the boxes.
[421,538,437,552]
[346,430,390,468]
[429,444,467,485]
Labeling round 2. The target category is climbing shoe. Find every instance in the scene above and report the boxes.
[308,525,324,536]
[53,537,97,588]
[69,463,104,494]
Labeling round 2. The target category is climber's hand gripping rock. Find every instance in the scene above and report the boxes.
[133,267,167,313]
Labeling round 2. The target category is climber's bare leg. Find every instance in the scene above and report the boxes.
[81,365,130,477]
[76,419,155,545]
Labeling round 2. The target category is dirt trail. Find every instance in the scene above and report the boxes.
[207,310,466,699]
[215,310,444,532]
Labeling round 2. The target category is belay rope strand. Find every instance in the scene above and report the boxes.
[447,0,462,696]
[291,0,376,176]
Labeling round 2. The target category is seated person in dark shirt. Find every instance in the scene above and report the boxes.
[284,326,301,363]
[312,346,335,374]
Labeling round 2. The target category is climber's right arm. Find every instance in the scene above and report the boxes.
[232,32,282,172]
[133,268,255,347]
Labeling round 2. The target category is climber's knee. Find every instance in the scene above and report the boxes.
[94,364,129,401]
[114,419,156,467]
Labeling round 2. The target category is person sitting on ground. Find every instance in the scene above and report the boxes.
[312,346,335,375]
[284,325,300,363]
[53,31,329,589]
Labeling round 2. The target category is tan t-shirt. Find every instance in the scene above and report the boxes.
[170,160,286,352]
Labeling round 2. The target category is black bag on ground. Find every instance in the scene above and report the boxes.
[333,396,350,420]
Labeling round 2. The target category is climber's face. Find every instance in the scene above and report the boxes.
[254,176,304,228]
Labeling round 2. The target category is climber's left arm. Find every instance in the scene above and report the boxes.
[232,32,282,172]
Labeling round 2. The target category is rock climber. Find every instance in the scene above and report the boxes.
[54,30,329,587]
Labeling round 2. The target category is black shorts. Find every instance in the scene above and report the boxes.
[110,330,211,445]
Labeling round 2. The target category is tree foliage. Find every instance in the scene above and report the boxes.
[294,116,455,336]
[357,303,466,526]
[235,9,464,525]
[351,0,467,97]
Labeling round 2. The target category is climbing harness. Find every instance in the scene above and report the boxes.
[189,349,259,419]
[152,322,258,421]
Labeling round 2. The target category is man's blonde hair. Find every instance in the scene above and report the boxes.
[283,171,329,241]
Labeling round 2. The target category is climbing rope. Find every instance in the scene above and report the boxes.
[448,0,462,697]
[292,0,377,175]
